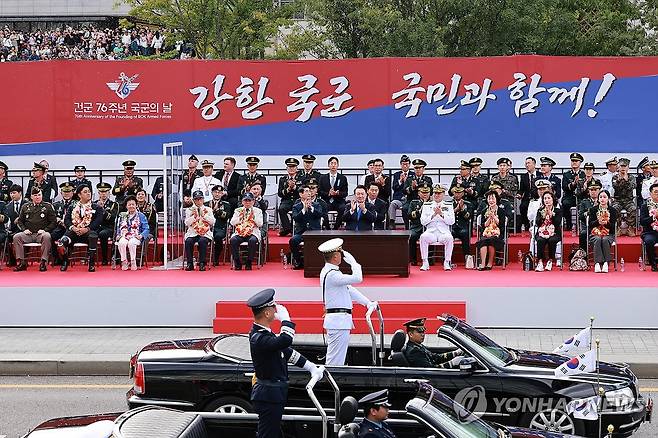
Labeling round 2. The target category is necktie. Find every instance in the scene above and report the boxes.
[223,172,229,187]
[14,201,18,214]
[356,209,361,231]
[330,174,336,188]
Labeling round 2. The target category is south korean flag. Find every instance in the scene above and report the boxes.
[566,395,600,420]
[553,327,591,355]
[554,349,597,377]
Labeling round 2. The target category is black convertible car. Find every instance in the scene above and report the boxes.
[127,314,651,437]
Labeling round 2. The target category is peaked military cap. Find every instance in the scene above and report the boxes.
[583,162,595,170]
[650,160,658,169]
[450,185,465,194]
[32,162,46,172]
[285,157,300,167]
[539,157,556,167]
[367,159,375,166]
[496,157,511,166]
[201,160,214,167]
[618,158,630,167]
[247,288,277,310]
[122,160,137,168]
[74,165,86,172]
[637,156,649,169]
[31,187,42,195]
[587,179,602,190]
[188,154,199,162]
[0,161,8,171]
[59,181,74,192]
[400,154,410,163]
[242,192,255,201]
[469,157,483,166]
[302,154,316,162]
[605,156,618,166]
[570,153,584,162]
[433,184,446,193]
[318,237,343,254]
[358,389,392,408]
[97,182,112,192]
[412,159,427,168]
[403,318,427,332]
[246,156,260,165]
[306,177,319,187]
[489,181,503,190]
[192,190,205,199]
[211,185,224,192]
[535,179,551,189]
[418,182,431,193]
[459,160,471,169]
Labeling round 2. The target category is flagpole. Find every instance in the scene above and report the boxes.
[589,316,595,350]
[596,338,603,438]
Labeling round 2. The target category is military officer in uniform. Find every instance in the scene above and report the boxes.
[641,160,658,201]
[238,156,267,195]
[407,182,431,266]
[206,185,231,266]
[0,161,14,203]
[636,157,651,208]
[300,154,322,185]
[51,182,76,265]
[491,157,518,203]
[469,157,490,204]
[403,159,433,208]
[27,162,57,203]
[578,179,602,250]
[357,389,397,438]
[402,318,464,369]
[71,165,93,194]
[290,185,323,269]
[247,288,324,438]
[192,160,222,203]
[612,158,637,236]
[319,238,378,365]
[600,156,618,196]
[561,153,585,231]
[277,158,302,237]
[113,160,144,206]
[450,185,473,262]
[13,187,57,271]
[536,157,561,199]
[150,175,171,212]
[96,182,119,265]
[419,185,455,271]
[182,155,202,194]
[575,162,596,202]
[307,178,330,230]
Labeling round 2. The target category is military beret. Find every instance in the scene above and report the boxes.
[583,162,595,170]
[489,181,503,190]
[246,156,260,165]
[358,389,391,408]
[535,179,551,189]
[433,184,446,193]
[400,155,411,163]
[459,160,470,169]
[412,159,427,168]
[201,160,214,167]
[540,157,556,167]
[122,160,137,168]
[403,318,426,332]
[188,154,199,162]
[496,158,511,166]
[59,182,74,192]
[618,158,630,167]
[302,154,316,162]
[74,165,86,172]
[469,157,483,166]
[637,156,649,169]
[96,182,112,192]
[285,157,300,167]
[605,156,618,166]
[570,153,584,162]
[211,185,224,192]
[0,161,8,171]
[587,179,602,190]
[32,162,46,172]
[247,288,276,310]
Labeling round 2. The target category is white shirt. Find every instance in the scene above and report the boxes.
[192,176,221,202]
[599,171,616,197]
[420,200,455,234]
[527,199,542,223]
[229,207,264,240]
[184,205,215,239]
[642,176,658,200]
[320,261,370,330]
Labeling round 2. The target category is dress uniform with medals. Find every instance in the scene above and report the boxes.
[300,154,322,185]
[319,238,377,366]
[403,159,433,207]
[469,157,490,203]
[450,185,474,260]
[96,182,119,265]
[536,157,562,199]
[357,389,397,438]
[13,187,58,271]
[290,185,323,269]
[450,160,477,204]
[205,185,231,266]
[277,158,303,236]
[490,158,518,202]
[578,179,602,249]
[113,160,144,206]
[306,178,330,230]
[402,318,463,369]
[182,155,203,194]
[71,165,93,194]
[561,153,586,230]
[247,289,323,438]
[0,161,14,203]
[238,157,268,195]
[407,183,431,266]
[600,156,618,196]
[192,160,222,203]
[51,182,76,264]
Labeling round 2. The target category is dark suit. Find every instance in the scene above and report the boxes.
[60,202,105,259]
[344,203,376,231]
[366,197,387,230]
[2,199,25,265]
[238,172,267,195]
[640,201,658,267]
[364,174,391,202]
[518,170,540,231]
[250,321,309,438]
[319,172,348,229]
[402,341,460,369]
[277,174,303,234]
[214,170,241,208]
[390,170,413,229]
[290,200,322,266]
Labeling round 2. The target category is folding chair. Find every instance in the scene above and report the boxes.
[111,214,148,270]
[532,217,565,270]
[23,242,43,265]
[69,242,89,266]
[227,225,263,270]
[641,241,658,269]
[585,216,618,271]
[182,237,214,270]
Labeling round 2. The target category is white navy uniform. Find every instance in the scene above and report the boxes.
[320,254,371,366]
[419,200,455,268]
[192,175,222,202]
[642,176,658,200]
[599,171,616,197]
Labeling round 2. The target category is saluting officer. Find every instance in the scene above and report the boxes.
[277,158,302,237]
[468,157,490,203]
[238,156,267,195]
[357,389,397,438]
[96,182,119,265]
[450,185,474,262]
[71,165,93,194]
[206,185,231,266]
[402,318,464,369]
[300,154,322,185]
[51,182,76,265]
[247,288,323,438]
[537,157,562,199]
[561,153,585,231]
[407,182,431,266]
[319,238,378,366]
[0,161,14,203]
[113,160,144,206]
[403,159,433,206]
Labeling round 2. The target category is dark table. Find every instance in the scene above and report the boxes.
[302,230,410,278]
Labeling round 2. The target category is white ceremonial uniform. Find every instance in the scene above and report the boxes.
[642,176,658,200]
[527,198,542,256]
[320,254,371,366]
[599,171,616,197]
[419,200,455,264]
[192,175,222,202]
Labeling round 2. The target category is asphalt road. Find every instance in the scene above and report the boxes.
[0,377,656,438]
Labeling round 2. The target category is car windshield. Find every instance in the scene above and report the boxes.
[211,335,251,361]
[444,320,513,365]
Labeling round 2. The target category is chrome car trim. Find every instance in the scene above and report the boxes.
[128,395,195,408]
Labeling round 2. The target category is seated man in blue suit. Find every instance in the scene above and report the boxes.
[289,185,323,269]
[343,185,376,231]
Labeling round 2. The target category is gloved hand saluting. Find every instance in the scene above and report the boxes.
[341,250,355,265]
[274,304,290,322]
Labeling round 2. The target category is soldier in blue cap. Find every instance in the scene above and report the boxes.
[357,389,397,438]
[247,288,324,438]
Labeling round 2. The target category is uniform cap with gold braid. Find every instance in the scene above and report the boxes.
[246,288,277,310]
[318,237,343,254]
[403,318,427,332]
[433,184,445,194]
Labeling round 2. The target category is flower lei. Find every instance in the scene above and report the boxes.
[538,208,555,238]
[591,207,610,237]
[71,202,93,228]
[649,199,658,232]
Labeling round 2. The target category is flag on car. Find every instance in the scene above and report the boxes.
[566,395,600,420]
[553,327,591,355]
[554,349,597,377]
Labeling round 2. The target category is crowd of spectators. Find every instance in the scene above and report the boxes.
[0,25,181,62]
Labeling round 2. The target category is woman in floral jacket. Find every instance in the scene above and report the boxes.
[115,195,150,271]
[534,191,562,272]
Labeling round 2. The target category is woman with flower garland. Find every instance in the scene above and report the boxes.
[116,195,150,271]
[476,190,507,271]
[588,190,618,273]
[640,183,658,271]
[534,191,562,272]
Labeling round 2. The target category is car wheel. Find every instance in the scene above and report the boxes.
[205,396,253,414]
[523,406,585,436]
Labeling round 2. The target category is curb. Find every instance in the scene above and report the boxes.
[0,360,657,378]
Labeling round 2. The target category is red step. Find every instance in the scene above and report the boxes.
[213,301,466,334]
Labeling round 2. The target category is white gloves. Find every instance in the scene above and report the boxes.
[447,355,464,368]
[274,304,290,322]
[453,349,463,356]
[303,361,325,381]
[367,301,379,312]
[342,250,356,265]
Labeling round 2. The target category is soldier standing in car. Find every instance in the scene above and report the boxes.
[247,288,323,438]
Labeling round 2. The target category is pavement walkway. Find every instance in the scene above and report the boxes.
[0,327,657,377]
